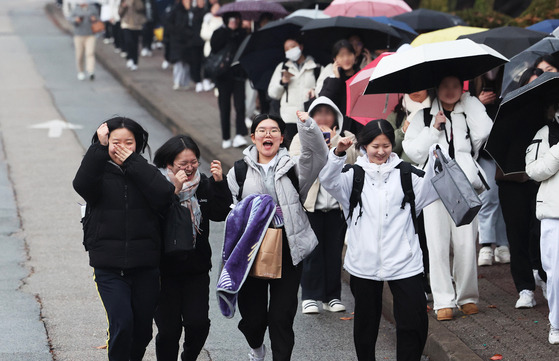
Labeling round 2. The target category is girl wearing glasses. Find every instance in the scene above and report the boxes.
[227,113,328,361]
[153,135,232,361]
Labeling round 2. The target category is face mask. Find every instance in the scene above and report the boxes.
[285,46,302,62]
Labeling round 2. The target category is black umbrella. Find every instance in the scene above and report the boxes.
[501,37,559,97]
[457,26,548,59]
[301,16,402,65]
[391,8,466,33]
[485,72,559,175]
[234,16,314,90]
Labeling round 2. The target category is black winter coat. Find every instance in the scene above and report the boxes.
[210,26,247,80]
[166,3,205,64]
[160,174,232,277]
[73,143,175,270]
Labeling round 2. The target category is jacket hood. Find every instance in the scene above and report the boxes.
[355,152,402,175]
[307,96,344,136]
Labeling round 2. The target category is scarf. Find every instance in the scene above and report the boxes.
[160,168,202,238]
[402,94,431,125]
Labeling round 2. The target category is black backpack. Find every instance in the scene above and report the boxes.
[233,160,299,202]
[342,161,424,233]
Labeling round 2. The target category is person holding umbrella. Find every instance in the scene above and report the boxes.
[526,100,559,345]
[268,37,322,147]
[403,75,493,321]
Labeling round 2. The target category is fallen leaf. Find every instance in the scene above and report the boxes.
[96,345,107,350]
[351,312,355,315]
[340,317,354,320]
[490,355,503,360]
[488,305,497,308]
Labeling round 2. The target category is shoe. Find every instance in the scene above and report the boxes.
[248,344,266,361]
[77,72,86,81]
[436,308,453,321]
[114,48,121,54]
[126,59,133,69]
[172,83,180,90]
[222,139,232,149]
[233,135,248,148]
[88,73,95,81]
[302,300,319,314]
[323,299,346,312]
[245,117,253,129]
[140,48,152,57]
[202,79,214,91]
[515,289,536,309]
[161,60,169,70]
[195,82,203,93]
[478,246,493,266]
[459,303,478,315]
[534,269,548,300]
[494,246,511,264]
[103,38,111,44]
[550,326,559,345]
[120,51,127,58]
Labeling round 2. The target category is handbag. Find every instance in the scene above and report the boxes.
[162,196,195,254]
[91,20,106,34]
[249,227,283,279]
[204,43,234,80]
[431,146,482,227]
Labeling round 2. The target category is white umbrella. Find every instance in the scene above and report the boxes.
[365,38,508,94]
[287,6,329,19]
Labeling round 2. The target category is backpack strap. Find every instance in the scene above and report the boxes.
[342,164,364,224]
[313,66,321,82]
[286,166,300,193]
[423,108,431,127]
[234,159,248,202]
[395,161,425,234]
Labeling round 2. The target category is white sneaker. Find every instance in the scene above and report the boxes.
[323,299,346,312]
[126,59,134,69]
[77,72,86,81]
[222,139,232,149]
[302,300,319,314]
[534,269,548,300]
[233,135,248,148]
[245,117,253,129]
[120,51,127,58]
[515,289,536,309]
[550,326,559,344]
[103,38,111,44]
[172,83,180,90]
[478,246,493,266]
[494,246,511,264]
[140,48,152,57]
[202,78,214,91]
[248,344,266,361]
[162,60,170,70]
[195,82,203,93]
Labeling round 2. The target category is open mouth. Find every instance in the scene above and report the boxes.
[262,140,274,150]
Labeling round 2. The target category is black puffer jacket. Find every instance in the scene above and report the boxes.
[73,143,175,270]
[160,174,232,277]
[165,3,205,63]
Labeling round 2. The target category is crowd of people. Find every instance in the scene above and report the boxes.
[66,0,559,360]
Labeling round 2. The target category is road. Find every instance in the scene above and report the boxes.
[0,1,401,360]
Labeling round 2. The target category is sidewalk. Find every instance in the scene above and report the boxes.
[47,5,557,361]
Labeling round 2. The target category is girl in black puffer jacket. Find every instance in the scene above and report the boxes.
[73,117,175,361]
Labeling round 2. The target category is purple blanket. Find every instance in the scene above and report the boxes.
[217,194,276,318]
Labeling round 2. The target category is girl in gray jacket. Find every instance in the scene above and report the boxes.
[69,1,100,80]
[226,113,328,361]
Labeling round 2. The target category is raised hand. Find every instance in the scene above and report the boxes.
[210,160,223,182]
[296,111,309,123]
[334,137,353,156]
[97,123,109,146]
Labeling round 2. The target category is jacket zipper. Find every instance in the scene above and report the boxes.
[124,181,129,271]
[376,171,383,279]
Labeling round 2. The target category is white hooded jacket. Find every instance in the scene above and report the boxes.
[319,148,440,281]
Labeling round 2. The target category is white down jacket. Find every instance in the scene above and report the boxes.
[319,149,440,281]
[526,124,559,220]
[402,93,493,190]
[227,117,328,265]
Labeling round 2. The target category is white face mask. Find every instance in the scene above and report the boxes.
[285,46,302,62]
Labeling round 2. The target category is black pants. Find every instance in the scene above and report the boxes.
[187,46,204,84]
[301,210,345,302]
[283,123,298,150]
[113,21,123,50]
[238,235,302,361]
[154,273,210,361]
[498,180,546,292]
[94,267,160,361]
[350,274,428,361]
[141,21,154,50]
[103,21,113,39]
[123,29,141,65]
[216,74,247,140]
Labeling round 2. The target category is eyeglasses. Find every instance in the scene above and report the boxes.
[255,127,281,136]
[174,160,199,169]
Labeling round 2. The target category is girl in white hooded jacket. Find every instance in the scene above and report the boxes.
[319,119,440,361]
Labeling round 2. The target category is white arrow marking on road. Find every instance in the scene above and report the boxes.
[28,119,83,138]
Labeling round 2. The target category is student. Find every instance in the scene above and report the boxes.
[319,119,440,361]
[73,117,175,361]
[153,135,232,361]
[226,113,327,361]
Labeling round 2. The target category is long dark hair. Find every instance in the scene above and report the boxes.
[153,135,200,168]
[91,116,150,156]
[356,119,395,149]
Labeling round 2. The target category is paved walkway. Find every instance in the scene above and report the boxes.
[47,4,559,361]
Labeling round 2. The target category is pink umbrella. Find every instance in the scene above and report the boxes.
[346,52,401,125]
[324,0,411,18]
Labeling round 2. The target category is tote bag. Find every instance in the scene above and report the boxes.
[204,43,234,80]
[431,146,482,227]
[249,228,282,279]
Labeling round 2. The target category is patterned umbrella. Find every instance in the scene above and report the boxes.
[217,1,288,21]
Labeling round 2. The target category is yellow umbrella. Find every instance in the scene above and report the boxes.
[411,26,487,47]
